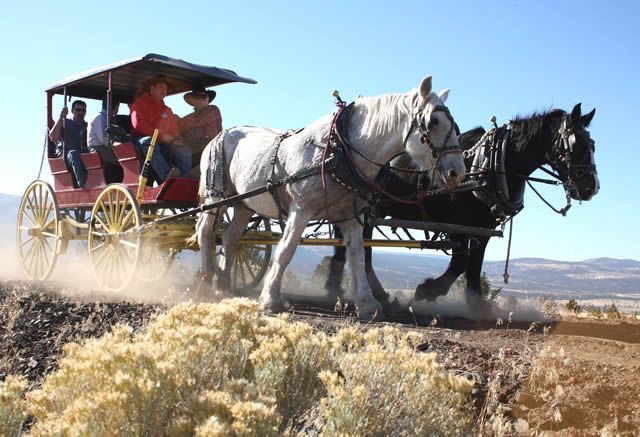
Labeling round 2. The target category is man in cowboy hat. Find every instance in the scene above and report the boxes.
[180,86,223,167]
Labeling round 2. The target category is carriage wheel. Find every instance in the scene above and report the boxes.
[136,208,177,282]
[88,184,142,291]
[16,181,61,280]
[215,209,272,292]
[137,245,176,281]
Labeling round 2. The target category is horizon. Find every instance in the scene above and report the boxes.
[1,1,638,262]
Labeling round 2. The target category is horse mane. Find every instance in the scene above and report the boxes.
[356,89,440,139]
[509,109,566,152]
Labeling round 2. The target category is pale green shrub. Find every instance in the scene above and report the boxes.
[320,326,473,436]
[17,299,472,435]
[251,316,333,428]
[0,375,28,437]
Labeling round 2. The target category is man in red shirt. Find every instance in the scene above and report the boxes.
[130,75,191,182]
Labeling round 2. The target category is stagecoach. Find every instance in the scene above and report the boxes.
[16,54,509,296]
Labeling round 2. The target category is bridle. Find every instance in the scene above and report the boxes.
[547,116,597,195]
[403,102,462,161]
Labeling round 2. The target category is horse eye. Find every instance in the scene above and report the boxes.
[428,118,439,128]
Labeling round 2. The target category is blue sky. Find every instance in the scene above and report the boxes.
[0,0,638,262]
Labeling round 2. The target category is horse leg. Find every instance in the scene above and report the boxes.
[259,208,313,313]
[363,224,394,309]
[463,237,497,316]
[325,226,347,299]
[195,210,219,299]
[337,218,384,321]
[218,206,253,293]
[415,234,469,301]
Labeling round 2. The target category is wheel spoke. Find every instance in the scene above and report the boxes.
[42,216,56,233]
[35,185,42,223]
[242,254,257,281]
[24,198,39,227]
[24,243,37,276]
[119,239,138,250]
[19,236,35,250]
[40,241,51,270]
[93,245,110,269]
[98,200,112,230]
[94,213,109,231]
[90,241,106,253]
[41,231,57,239]
[33,242,44,279]
[42,236,54,254]
[121,209,135,229]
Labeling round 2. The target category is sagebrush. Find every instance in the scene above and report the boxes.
[1,298,473,436]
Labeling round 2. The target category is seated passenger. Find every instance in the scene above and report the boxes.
[88,98,124,183]
[180,87,223,166]
[49,100,88,187]
[129,75,191,182]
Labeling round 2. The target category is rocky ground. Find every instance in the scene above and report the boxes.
[1,280,639,435]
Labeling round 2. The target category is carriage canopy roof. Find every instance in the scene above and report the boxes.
[45,53,257,103]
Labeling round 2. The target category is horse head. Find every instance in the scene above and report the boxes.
[404,76,466,189]
[550,103,599,201]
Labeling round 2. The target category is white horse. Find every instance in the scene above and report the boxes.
[195,76,466,320]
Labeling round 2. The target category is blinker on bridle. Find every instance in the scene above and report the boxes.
[408,104,462,159]
[552,116,597,185]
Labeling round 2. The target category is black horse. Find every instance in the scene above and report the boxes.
[327,103,599,308]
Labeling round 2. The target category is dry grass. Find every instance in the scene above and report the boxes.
[0,298,474,435]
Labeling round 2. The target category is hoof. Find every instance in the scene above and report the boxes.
[325,283,347,300]
[465,290,498,318]
[258,294,288,314]
[356,299,385,321]
[194,273,213,300]
[415,279,444,302]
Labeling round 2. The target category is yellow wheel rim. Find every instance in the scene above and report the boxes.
[16,181,60,280]
[88,184,142,291]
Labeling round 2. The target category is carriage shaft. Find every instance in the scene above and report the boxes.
[367,218,503,238]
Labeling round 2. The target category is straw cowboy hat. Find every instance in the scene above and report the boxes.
[184,86,216,106]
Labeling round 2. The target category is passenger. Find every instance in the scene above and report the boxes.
[49,100,88,187]
[129,74,191,182]
[88,98,123,183]
[180,86,223,167]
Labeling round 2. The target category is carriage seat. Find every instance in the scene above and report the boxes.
[48,152,107,191]
[112,141,160,186]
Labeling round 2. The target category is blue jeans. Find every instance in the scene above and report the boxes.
[136,137,171,181]
[164,142,192,175]
[136,137,192,180]
[66,149,87,188]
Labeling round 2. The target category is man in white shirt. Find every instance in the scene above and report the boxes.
[88,98,123,183]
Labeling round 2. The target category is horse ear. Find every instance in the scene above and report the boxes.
[419,76,433,99]
[437,88,450,103]
[570,103,582,121]
[581,108,596,127]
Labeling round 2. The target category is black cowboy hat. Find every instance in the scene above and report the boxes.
[184,86,216,105]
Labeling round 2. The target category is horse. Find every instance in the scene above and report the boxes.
[195,76,467,320]
[326,103,599,311]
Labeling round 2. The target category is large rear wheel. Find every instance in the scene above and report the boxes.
[215,210,273,292]
[88,184,143,291]
[16,181,61,280]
